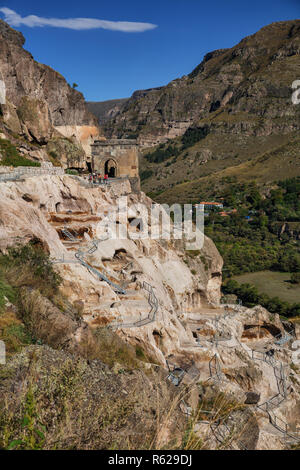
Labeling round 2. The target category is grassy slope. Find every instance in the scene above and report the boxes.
[233,271,300,304]
[135,24,300,202]
[148,134,300,204]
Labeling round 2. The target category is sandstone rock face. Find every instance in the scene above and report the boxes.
[0,20,96,128]
[0,19,100,153]
[16,96,52,144]
[0,175,222,362]
[46,136,86,168]
[1,100,22,134]
[54,125,102,159]
[0,175,299,449]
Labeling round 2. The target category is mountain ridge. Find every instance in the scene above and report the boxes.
[100,19,300,201]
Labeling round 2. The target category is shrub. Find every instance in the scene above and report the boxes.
[291,272,300,284]
[140,169,153,181]
[0,139,41,167]
[0,244,62,299]
[181,126,209,150]
[144,144,180,164]
[0,279,16,312]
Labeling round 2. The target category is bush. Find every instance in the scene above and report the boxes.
[181,126,209,150]
[144,144,180,164]
[0,316,32,357]
[0,139,41,167]
[0,244,62,299]
[140,169,153,181]
[0,279,16,312]
[291,272,300,284]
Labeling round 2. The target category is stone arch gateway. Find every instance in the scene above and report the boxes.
[91,139,140,189]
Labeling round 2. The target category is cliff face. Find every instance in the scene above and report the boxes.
[87,98,129,125]
[0,19,99,159]
[102,21,300,199]
[0,174,223,364]
[0,175,299,449]
[0,19,96,128]
[104,20,300,146]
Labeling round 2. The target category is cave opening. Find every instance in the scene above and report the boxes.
[104,159,117,178]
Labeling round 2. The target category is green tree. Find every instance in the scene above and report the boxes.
[291,272,300,284]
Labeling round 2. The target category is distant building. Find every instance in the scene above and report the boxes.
[198,202,224,210]
[219,208,237,217]
[91,138,140,190]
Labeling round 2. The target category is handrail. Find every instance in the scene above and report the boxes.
[55,226,126,294]
[204,311,299,443]
[109,281,159,329]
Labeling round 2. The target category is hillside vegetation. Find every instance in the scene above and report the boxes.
[200,178,300,317]
[102,20,300,199]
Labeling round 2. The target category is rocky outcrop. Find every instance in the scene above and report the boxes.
[103,21,300,199]
[0,175,299,449]
[87,98,129,125]
[0,175,222,361]
[46,136,86,168]
[105,21,300,145]
[0,19,100,155]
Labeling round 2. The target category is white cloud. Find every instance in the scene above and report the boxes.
[0,7,157,33]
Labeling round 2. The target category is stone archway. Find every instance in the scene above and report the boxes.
[104,159,117,178]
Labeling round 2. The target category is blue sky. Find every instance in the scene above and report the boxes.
[1,1,299,101]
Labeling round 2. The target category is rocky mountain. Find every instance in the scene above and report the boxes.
[0,173,299,449]
[103,20,300,202]
[87,98,129,125]
[0,19,100,165]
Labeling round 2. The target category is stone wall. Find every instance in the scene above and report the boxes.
[91,139,139,179]
[0,162,64,181]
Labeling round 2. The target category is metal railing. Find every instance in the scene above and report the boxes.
[209,354,222,382]
[54,226,126,294]
[109,281,159,329]
[274,332,293,346]
[75,251,126,295]
[203,310,299,444]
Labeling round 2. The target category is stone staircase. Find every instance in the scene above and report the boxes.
[109,281,159,329]
[49,214,127,295]
[207,321,299,444]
